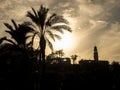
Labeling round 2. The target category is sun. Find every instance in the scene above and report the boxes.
[53,32,74,51]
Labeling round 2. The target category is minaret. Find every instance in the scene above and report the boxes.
[94,46,99,61]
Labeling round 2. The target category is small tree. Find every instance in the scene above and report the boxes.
[71,54,78,64]
[54,49,64,58]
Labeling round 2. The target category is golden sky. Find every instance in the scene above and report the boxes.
[0,0,120,63]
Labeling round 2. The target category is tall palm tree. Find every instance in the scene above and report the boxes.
[3,19,34,49]
[26,5,72,63]
[3,20,35,78]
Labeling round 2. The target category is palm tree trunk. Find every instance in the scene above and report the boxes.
[40,35,46,73]
[40,35,46,60]
[39,35,46,90]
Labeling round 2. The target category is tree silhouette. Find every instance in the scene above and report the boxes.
[54,49,64,58]
[2,20,35,73]
[26,5,72,90]
[1,20,36,89]
[3,20,34,49]
[71,54,78,64]
[26,5,72,64]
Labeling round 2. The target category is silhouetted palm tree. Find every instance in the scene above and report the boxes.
[2,20,34,74]
[26,5,72,63]
[71,54,78,64]
[3,19,34,49]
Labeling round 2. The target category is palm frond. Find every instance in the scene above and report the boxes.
[0,37,7,44]
[31,32,39,47]
[39,5,49,15]
[48,15,69,25]
[6,31,18,42]
[32,7,38,18]
[22,21,33,26]
[27,11,38,25]
[38,5,49,30]
[11,19,18,30]
[46,30,55,41]
[5,30,13,36]
[26,41,32,47]
[25,21,37,29]
[25,35,32,40]
[4,23,14,31]
[46,13,56,26]
[46,38,53,51]
[5,38,16,46]
[51,25,72,32]
[51,27,64,34]
[54,34,62,40]
[20,25,34,33]
[22,22,36,33]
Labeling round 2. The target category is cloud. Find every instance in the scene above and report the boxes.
[0,0,120,62]
[91,0,120,23]
[98,22,120,61]
[59,0,120,62]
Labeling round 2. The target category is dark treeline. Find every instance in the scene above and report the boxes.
[0,5,120,90]
[0,57,120,90]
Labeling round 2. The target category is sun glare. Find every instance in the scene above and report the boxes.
[53,32,74,51]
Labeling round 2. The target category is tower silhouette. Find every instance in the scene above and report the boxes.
[94,46,99,61]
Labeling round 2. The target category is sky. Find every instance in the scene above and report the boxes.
[0,0,120,63]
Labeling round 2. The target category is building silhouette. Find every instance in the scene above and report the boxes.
[79,46,109,65]
[94,46,99,61]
